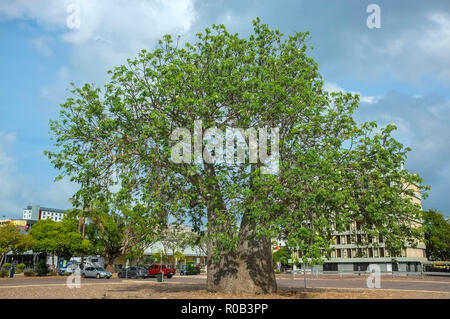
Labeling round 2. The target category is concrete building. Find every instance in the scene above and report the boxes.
[278,184,427,274]
[23,205,66,223]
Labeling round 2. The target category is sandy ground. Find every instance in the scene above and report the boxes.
[1,274,449,299]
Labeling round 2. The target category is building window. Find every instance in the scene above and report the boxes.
[337,249,341,258]
[368,248,373,258]
[380,248,385,258]
[336,236,340,245]
[357,234,362,244]
[347,249,352,258]
[353,263,368,272]
[323,263,338,271]
[357,248,363,257]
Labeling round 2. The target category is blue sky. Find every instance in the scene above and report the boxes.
[0,0,449,218]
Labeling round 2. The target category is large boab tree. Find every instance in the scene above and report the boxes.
[46,19,427,294]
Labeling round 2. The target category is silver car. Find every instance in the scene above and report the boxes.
[81,267,112,279]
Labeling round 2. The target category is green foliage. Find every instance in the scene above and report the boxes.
[1,263,11,270]
[174,251,186,263]
[46,18,428,274]
[30,218,93,262]
[185,260,198,275]
[423,209,450,261]
[36,260,49,276]
[272,247,291,265]
[0,223,34,258]
[140,255,156,266]
[77,201,159,270]
[0,270,8,277]
[16,263,26,273]
[152,249,167,263]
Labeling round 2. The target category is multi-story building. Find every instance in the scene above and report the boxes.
[278,184,427,274]
[23,205,66,223]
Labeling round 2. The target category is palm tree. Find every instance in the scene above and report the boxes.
[68,199,106,268]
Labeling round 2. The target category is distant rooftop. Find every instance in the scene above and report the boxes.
[24,205,66,213]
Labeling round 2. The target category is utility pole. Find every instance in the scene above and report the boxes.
[304,264,307,288]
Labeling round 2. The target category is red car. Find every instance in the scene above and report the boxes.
[147,264,176,278]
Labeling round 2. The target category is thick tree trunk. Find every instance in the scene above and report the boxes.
[204,163,277,294]
[206,213,277,294]
[105,256,116,272]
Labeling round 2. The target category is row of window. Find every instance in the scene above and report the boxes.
[323,262,421,272]
[331,247,402,259]
[334,234,384,245]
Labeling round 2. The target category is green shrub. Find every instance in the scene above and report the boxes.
[186,261,198,275]
[1,263,11,271]
[274,269,281,274]
[0,270,8,277]
[37,260,49,276]
[17,263,26,273]
[23,270,36,277]
[48,270,57,276]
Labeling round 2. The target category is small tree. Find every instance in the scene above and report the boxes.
[160,225,193,264]
[174,251,186,265]
[30,219,93,271]
[423,209,450,261]
[273,247,291,268]
[152,249,167,264]
[0,223,34,267]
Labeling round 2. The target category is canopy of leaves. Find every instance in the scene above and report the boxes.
[29,219,92,259]
[68,201,159,263]
[423,209,450,261]
[0,223,33,256]
[46,18,427,265]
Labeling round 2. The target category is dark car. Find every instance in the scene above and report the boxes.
[118,266,148,279]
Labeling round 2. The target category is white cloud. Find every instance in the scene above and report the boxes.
[324,82,381,104]
[0,132,77,218]
[1,0,197,78]
[1,0,198,103]
[349,11,450,85]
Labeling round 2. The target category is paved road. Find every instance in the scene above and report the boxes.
[1,274,449,294]
[277,276,450,293]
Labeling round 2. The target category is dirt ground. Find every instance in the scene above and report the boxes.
[1,275,449,299]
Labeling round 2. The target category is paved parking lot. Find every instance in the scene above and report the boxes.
[0,274,449,299]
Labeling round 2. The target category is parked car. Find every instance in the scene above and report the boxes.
[58,262,79,275]
[81,267,112,279]
[118,266,148,279]
[147,264,176,278]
